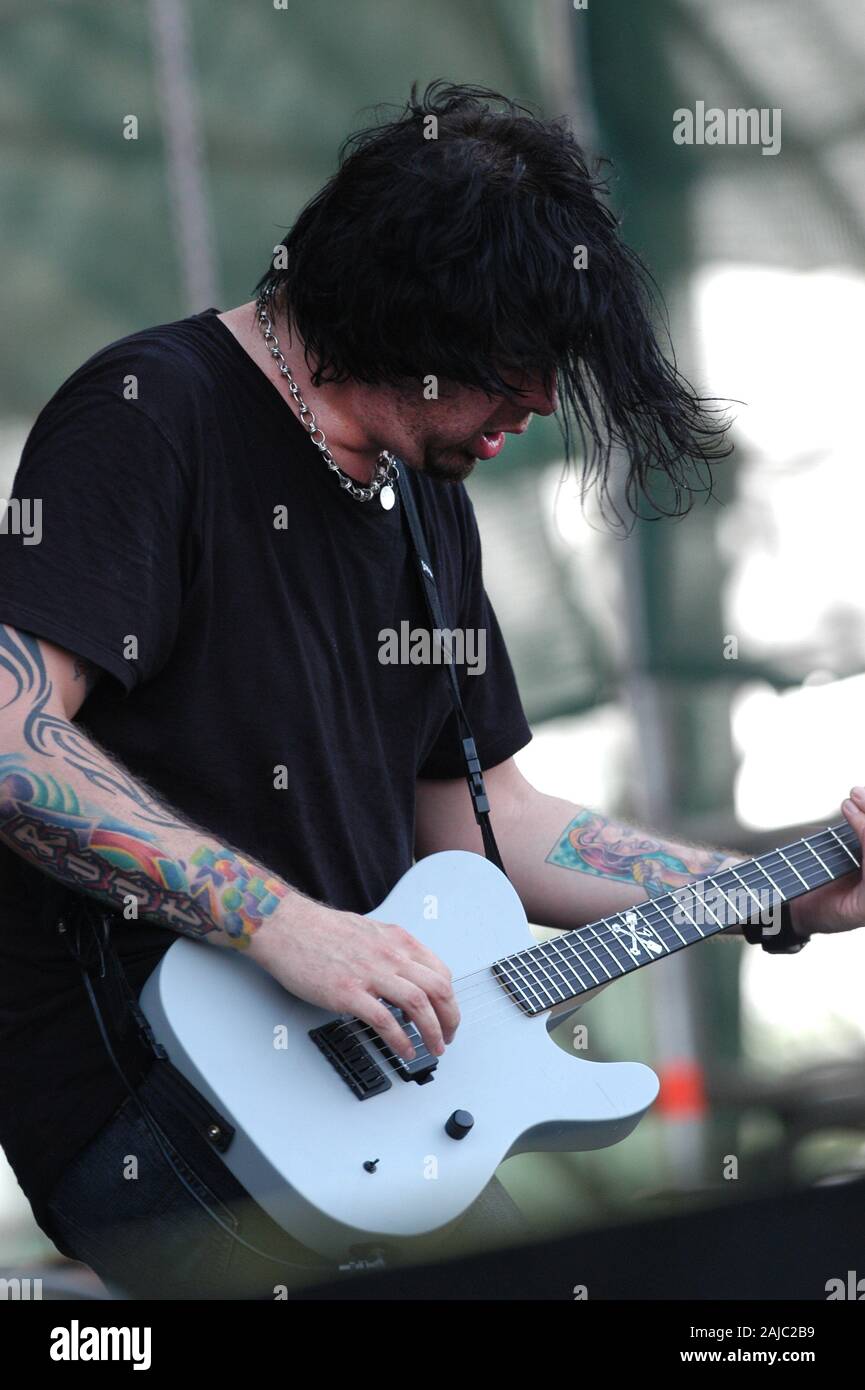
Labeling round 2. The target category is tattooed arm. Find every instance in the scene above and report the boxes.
[416,757,755,934]
[0,625,296,948]
[0,625,458,1058]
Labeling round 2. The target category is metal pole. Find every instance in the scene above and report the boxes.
[148,0,220,312]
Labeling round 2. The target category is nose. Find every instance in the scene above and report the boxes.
[513,372,558,417]
[531,374,559,416]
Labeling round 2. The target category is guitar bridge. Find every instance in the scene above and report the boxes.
[309,1018,392,1100]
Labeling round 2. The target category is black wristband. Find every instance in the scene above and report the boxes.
[742,901,809,953]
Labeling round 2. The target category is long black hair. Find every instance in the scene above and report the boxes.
[256,80,732,521]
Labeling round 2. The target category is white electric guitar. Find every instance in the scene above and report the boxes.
[140,821,859,1258]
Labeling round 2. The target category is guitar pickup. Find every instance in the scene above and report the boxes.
[372,1003,438,1084]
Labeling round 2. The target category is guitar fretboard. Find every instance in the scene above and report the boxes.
[492,821,860,1016]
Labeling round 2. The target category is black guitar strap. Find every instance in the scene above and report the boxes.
[395,459,509,880]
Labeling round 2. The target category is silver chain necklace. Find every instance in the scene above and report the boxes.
[255,288,399,509]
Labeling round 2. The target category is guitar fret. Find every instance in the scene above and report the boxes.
[564,931,612,982]
[516,953,561,1007]
[656,892,704,939]
[776,847,809,890]
[728,867,766,917]
[802,838,835,880]
[576,924,625,976]
[822,844,855,871]
[490,958,523,1007]
[827,825,858,867]
[561,942,603,987]
[604,906,667,964]
[494,823,861,1016]
[539,937,591,995]
[749,858,785,902]
[758,851,799,896]
[632,902,671,952]
[687,881,724,932]
[703,877,742,930]
[648,896,689,944]
[494,957,550,1013]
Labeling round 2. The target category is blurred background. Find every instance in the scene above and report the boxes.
[2,0,865,1284]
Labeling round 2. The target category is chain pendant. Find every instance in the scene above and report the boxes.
[257,294,399,508]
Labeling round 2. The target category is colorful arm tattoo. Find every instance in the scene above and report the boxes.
[0,759,286,945]
[546,808,731,898]
[0,627,286,946]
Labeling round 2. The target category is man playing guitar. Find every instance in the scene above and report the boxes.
[1,82,863,1298]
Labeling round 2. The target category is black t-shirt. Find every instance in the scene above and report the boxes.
[0,308,531,1224]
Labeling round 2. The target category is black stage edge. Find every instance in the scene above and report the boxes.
[297,1174,865,1301]
[9,1179,865,1376]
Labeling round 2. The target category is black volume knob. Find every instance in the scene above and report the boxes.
[445,1109,474,1140]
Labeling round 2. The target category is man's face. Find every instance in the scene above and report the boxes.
[387,371,559,483]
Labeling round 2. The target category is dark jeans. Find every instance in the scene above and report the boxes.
[43,1060,335,1299]
[43,1060,531,1299]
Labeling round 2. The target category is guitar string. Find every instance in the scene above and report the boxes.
[335,873,813,1071]
[331,833,857,1049]
[326,832,859,1060]
[381,830,857,1012]
[448,828,858,1004]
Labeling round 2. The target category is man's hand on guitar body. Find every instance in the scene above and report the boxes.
[248,901,459,1063]
[0,625,460,1065]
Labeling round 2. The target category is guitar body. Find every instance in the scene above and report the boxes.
[140,850,659,1257]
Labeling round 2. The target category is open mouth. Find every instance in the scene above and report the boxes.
[470,431,506,460]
